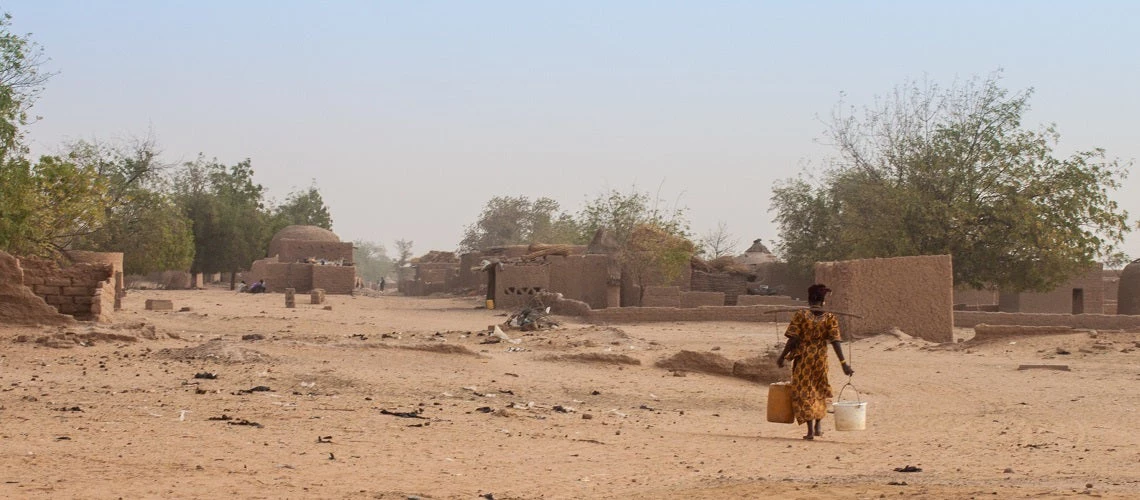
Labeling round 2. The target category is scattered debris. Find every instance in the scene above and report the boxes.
[887,481,908,486]
[1055,347,1071,355]
[349,333,368,341]
[234,386,273,395]
[380,408,427,419]
[1017,364,1071,371]
[55,406,83,412]
[241,334,265,341]
[316,436,333,443]
[193,372,218,380]
[893,465,922,473]
[475,406,494,413]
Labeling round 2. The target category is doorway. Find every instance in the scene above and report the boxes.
[1072,288,1084,314]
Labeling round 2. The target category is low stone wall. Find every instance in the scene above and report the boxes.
[954,311,1140,331]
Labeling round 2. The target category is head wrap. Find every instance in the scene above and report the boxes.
[808,284,831,304]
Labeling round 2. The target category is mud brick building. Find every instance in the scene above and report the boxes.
[246,225,356,294]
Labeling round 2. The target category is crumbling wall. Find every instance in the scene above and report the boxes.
[66,251,123,317]
[19,257,113,322]
[277,240,354,263]
[815,255,954,343]
[0,251,73,325]
[494,263,550,309]
[680,291,725,308]
[312,266,356,294]
[690,270,749,305]
[547,254,611,309]
[999,265,1104,314]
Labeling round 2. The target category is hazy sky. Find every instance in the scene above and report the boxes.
[8,1,1140,258]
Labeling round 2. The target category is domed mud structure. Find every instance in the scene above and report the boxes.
[267,225,341,259]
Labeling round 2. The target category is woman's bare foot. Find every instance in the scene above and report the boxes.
[802,434,814,440]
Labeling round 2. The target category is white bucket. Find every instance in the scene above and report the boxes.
[832,383,867,431]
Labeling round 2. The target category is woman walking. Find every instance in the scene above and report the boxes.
[776,284,855,440]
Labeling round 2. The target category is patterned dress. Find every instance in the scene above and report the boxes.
[785,309,841,424]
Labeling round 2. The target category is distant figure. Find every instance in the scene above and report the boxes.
[248,279,266,294]
[379,277,386,292]
[238,280,248,293]
[776,284,854,440]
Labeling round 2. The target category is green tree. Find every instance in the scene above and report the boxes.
[576,188,696,301]
[0,155,106,257]
[271,182,333,232]
[353,240,392,283]
[65,138,195,274]
[576,188,689,246]
[459,196,581,251]
[173,157,270,277]
[771,73,1131,291]
[0,12,52,161]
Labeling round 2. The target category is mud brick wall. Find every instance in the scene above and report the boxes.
[735,295,805,307]
[641,286,681,308]
[265,263,313,293]
[999,265,1104,315]
[458,252,485,290]
[20,258,113,321]
[312,265,356,294]
[815,255,954,343]
[416,263,458,284]
[548,255,611,310]
[0,252,72,325]
[587,305,797,324]
[680,291,725,308]
[244,257,276,286]
[276,240,354,263]
[690,271,749,305]
[494,264,550,309]
[751,262,813,301]
[954,311,1140,330]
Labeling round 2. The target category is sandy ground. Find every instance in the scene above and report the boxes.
[1,288,1138,499]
